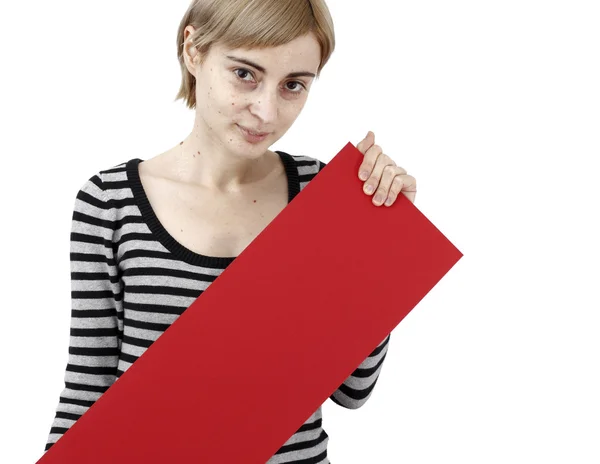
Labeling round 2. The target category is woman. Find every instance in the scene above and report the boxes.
[45,0,416,462]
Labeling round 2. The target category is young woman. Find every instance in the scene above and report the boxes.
[45,0,416,462]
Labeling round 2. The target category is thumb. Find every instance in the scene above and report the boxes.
[357,130,375,155]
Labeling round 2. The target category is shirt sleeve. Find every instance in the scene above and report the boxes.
[44,172,123,452]
[329,334,391,409]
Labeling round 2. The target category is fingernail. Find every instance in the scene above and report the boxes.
[374,194,383,204]
[385,198,393,206]
[359,171,369,180]
[365,184,374,194]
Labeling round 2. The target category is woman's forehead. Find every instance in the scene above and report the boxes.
[216,35,321,69]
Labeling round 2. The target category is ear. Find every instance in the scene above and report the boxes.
[183,25,201,75]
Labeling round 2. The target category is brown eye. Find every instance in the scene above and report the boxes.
[234,68,254,82]
[233,68,306,96]
[286,81,305,93]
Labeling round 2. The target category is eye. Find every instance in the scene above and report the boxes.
[285,81,306,94]
[234,68,254,82]
[233,68,306,95]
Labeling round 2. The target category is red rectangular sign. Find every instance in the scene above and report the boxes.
[38,142,463,463]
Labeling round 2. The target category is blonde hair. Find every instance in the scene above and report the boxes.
[175,0,335,109]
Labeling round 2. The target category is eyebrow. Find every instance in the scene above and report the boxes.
[225,55,316,79]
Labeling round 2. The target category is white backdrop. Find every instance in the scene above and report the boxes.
[1,1,599,462]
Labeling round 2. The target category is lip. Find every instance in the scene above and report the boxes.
[236,124,271,144]
[237,124,270,137]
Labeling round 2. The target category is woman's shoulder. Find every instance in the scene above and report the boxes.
[74,158,135,206]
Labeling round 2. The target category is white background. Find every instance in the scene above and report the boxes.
[1,0,599,462]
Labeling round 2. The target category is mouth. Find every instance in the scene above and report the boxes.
[237,124,271,137]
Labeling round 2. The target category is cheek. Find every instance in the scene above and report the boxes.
[280,104,304,126]
[205,89,238,119]
[228,90,248,108]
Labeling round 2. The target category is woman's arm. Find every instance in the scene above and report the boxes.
[44,173,123,452]
[329,334,391,409]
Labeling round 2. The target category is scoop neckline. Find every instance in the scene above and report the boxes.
[126,150,300,269]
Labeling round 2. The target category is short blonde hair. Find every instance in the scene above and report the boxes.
[175,0,336,109]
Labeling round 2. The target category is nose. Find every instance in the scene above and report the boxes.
[248,86,278,125]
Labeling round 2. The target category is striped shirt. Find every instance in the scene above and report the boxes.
[45,150,391,463]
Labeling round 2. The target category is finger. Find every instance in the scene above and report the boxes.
[373,166,406,206]
[358,143,383,182]
[356,131,375,156]
[363,150,395,196]
[382,166,407,205]
[386,174,417,205]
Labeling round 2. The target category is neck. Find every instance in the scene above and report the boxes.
[172,120,273,193]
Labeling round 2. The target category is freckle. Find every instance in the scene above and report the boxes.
[231,102,235,106]
[229,138,232,141]
[197,151,200,154]
[253,200,257,203]
[180,141,183,145]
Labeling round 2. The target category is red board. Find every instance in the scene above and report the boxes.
[38,142,463,463]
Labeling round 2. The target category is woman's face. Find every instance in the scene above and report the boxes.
[184,28,321,157]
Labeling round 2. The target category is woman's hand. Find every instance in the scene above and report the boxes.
[356,131,417,206]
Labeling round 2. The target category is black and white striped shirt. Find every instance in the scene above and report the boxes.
[45,151,391,463]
